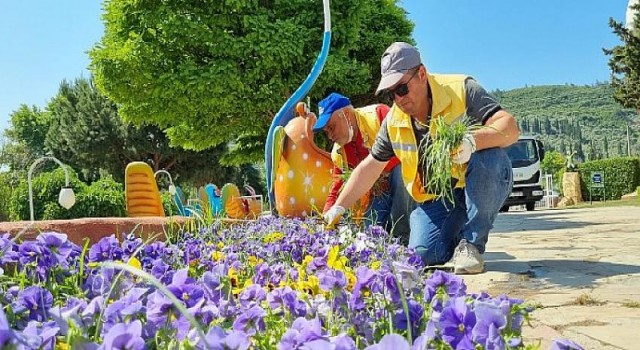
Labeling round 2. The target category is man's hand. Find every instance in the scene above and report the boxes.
[451,133,477,164]
[323,205,345,228]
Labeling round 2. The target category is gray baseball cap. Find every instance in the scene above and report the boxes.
[375,42,422,94]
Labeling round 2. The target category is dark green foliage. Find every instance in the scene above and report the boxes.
[45,77,248,186]
[90,0,413,163]
[0,172,16,221]
[1,105,51,172]
[578,157,640,200]
[604,4,640,112]
[495,84,639,161]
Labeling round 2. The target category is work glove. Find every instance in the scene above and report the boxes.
[323,205,345,228]
[451,133,477,164]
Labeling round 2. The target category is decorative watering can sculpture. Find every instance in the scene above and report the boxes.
[264,0,331,217]
[271,103,334,217]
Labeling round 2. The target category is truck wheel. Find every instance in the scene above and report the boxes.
[499,205,509,213]
[525,202,535,211]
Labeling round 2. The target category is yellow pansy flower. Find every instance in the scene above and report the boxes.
[127,256,142,270]
[248,255,262,266]
[212,251,225,262]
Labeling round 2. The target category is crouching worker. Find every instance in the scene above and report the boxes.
[324,43,519,274]
[313,92,415,239]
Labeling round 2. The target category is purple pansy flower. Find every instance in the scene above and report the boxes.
[88,235,122,262]
[424,270,467,302]
[17,286,53,322]
[0,307,16,348]
[36,232,75,265]
[472,301,507,349]
[393,299,424,333]
[278,317,326,350]
[20,321,60,350]
[551,338,584,350]
[364,334,410,350]
[238,284,266,307]
[439,297,476,349]
[318,270,347,292]
[232,306,266,336]
[100,320,145,350]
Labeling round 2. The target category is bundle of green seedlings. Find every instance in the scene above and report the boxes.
[420,116,477,204]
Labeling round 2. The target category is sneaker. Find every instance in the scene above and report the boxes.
[451,239,484,274]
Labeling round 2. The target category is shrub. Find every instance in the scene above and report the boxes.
[161,191,179,216]
[9,168,88,221]
[42,175,127,219]
[578,157,640,200]
[0,172,17,221]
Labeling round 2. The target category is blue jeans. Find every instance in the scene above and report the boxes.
[365,165,416,239]
[408,148,513,265]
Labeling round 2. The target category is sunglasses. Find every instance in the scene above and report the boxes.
[386,69,419,99]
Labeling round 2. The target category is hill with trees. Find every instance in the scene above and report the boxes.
[492,83,639,162]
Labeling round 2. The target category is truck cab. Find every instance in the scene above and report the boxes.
[501,136,546,211]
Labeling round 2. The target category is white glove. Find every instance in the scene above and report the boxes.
[323,205,345,228]
[451,133,477,164]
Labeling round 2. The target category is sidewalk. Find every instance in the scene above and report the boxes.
[462,206,640,350]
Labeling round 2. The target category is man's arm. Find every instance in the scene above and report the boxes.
[323,165,344,213]
[464,78,520,150]
[472,110,520,150]
[333,154,388,210]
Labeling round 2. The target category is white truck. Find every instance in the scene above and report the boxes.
[501,136,546,211]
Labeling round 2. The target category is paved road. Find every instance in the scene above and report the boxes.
[462,206,640,350]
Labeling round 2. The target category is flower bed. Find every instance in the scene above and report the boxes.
[0,217,582,349]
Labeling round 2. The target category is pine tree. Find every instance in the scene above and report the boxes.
[617,141,624,155]
[603,136,610,158]
[604,3,640,114]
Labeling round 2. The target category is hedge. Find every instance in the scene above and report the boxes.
[578,157,640,200]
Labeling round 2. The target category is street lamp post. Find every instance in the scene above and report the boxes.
[154,170,176,195]
[28,156,75,222]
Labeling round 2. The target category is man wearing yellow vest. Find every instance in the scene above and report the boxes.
[324,42,519,274]
[313,92,415,238]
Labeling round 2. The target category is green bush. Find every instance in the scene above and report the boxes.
[42,176,127,219]
[161,191,179,216]
[578,157,640,200]
[9,168,88,221]
[0,172,17,222]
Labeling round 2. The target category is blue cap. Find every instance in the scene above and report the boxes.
[313,92,351,132]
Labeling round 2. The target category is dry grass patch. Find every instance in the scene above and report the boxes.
[571,293,605,306]
[622,300,640,308]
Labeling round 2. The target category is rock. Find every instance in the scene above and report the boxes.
[557,196,575,207]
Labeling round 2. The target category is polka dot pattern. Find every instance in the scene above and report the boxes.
[274,116,334,217]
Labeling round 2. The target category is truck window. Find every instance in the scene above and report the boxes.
[506,140,537,161]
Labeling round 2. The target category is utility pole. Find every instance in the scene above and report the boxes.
[628,125,632,156]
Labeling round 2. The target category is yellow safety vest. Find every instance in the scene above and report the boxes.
[387,73,469,203]
[331,105,383,170]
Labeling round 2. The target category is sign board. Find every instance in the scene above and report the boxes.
[591,171,604,188]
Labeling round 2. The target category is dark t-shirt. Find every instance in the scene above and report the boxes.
[371,77,502,162]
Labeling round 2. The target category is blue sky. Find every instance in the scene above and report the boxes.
[0,1,630,135]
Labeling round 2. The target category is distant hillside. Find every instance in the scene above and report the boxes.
[492,83,639,161]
